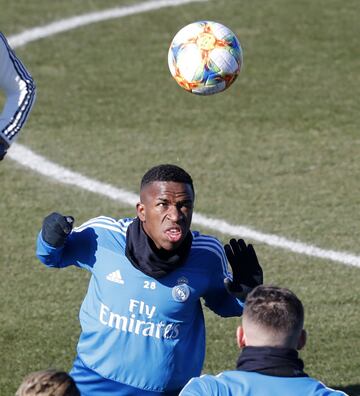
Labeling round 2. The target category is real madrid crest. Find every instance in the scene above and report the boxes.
[172,282,190,302]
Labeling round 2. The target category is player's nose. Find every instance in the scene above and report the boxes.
[166,205,183,221]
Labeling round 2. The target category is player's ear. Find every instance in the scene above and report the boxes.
[297,329,307,350]
[236,325,246,348]
[136,202,145,221]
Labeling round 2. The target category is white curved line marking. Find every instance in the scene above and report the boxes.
[9,145,360,268]
[6,2,360,268]
[8,0,206,47]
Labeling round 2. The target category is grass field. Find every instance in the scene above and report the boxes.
[0,0,359,394]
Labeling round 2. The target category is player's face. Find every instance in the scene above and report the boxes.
[137,181,194,251]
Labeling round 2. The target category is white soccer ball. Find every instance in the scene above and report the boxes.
[168,21,243,95]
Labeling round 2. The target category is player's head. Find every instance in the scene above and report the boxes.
[237,285,306,350]
[137,164,194,251]
[15,369,80,396]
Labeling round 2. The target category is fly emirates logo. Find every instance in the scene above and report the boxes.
[99,299,180,339]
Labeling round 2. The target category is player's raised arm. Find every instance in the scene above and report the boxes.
[0,32,36,160]
[36,214,106,270]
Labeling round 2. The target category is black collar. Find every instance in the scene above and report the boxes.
[125,217,192,279]
[236,346,308,377]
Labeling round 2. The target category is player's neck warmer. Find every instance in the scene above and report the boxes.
[236,346,308,377]
[125,217,193,279]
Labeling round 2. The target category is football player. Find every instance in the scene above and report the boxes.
[36,164,263,395]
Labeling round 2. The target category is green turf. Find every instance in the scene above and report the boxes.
[1,0,359,394]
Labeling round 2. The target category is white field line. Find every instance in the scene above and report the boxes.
[5,2,360,268]
[8,0,207,47]
[9,144,360,268]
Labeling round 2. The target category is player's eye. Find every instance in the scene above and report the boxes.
[178,201,193,210]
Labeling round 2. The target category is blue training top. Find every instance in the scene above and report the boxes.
[36,216,243,393]
[180,371,348,396]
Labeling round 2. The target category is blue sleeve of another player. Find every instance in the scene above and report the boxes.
[201,239,244,317]
[0,32,36,145]
[36,226,98,272]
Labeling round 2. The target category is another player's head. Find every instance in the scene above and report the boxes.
[137,164,195,251]
[237,285,306,350]
[16,369,80,396]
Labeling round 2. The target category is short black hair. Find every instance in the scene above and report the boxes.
[244,285,304,335]
[141,164,194,194]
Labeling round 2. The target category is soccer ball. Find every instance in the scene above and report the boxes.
[168,21,243,95]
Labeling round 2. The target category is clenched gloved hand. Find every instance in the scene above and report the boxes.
[224,238,263,300]
[42,212,74,247]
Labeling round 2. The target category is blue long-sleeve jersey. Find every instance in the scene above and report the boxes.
[36,216,243,393]
[179,371,348,396]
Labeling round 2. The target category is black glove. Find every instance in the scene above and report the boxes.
[0,140,8,161]
[224,238,263,300]
[42,212,74,247]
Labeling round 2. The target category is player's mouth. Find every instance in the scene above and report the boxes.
[165,226,183,243]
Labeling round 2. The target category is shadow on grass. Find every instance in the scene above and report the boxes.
[335,384,360,396]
